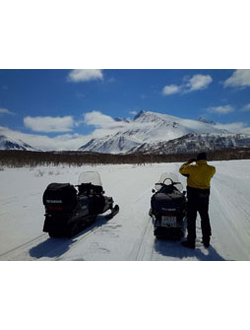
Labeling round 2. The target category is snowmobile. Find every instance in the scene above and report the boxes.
[42,171,119,238]
[149,173,187,239]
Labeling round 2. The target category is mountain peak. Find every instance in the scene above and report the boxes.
[0,134,39,151]
[133,110,148,120]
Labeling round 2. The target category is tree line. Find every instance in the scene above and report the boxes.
[1,148,250,168]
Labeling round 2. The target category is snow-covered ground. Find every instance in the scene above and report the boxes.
[1,160,250,261]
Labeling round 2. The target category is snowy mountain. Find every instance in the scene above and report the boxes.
[79,110,250,154]
[79,134,142,154]
[131,133,250,154]
[0,134,38,151]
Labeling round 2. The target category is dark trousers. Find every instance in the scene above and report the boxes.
[186,186,212,243]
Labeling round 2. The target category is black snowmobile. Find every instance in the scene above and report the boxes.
[149,173,187,239]
[42,171,119,238]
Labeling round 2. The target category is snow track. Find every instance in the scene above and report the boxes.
[1,161,250,260]
[0,233,47,260]
[211,172,250,260]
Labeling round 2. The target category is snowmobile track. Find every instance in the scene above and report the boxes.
[211,183,250,260]
[0,233,47,260]
[135,217,154,261]
[56,214,115,260]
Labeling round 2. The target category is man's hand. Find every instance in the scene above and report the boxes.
[179,158,195,176]
[187,158,196,164]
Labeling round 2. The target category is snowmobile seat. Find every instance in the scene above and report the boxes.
[78,183,103,195]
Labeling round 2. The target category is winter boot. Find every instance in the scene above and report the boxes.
[181,240,195,249]
[202,238,210,248]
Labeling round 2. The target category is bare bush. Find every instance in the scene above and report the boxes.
[0,148,250,168]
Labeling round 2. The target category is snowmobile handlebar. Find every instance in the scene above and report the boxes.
[155,178,182,187]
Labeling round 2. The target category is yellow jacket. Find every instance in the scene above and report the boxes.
[179,160,216,189]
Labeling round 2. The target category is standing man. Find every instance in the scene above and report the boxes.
[179,152,216,249]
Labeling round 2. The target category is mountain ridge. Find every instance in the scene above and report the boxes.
[79,110,247,154]
[130,132,250,154]
[0,134,39,151]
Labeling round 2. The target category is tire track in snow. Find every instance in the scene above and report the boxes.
[0,234,47,260]
[128,187,156,261]
[55,216,115,261]
[211,180,250,260]
[134,216,154,261]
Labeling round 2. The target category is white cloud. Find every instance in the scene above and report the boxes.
[242,102,250,112]
[24,116,75,132]
[162,74,212,96]
[0,126,90,151]
[67,69,103,82]
[185,74,213,92]
[14,111,132,149]
[224,69,250,88]
[84,111,115,128]
[0,108,14,115]
[207,105,235,114]
[215,122,250,134]
[207,104,235,115]
[83,111,127,129]
[162,84,181,95]
[130,111,138,115]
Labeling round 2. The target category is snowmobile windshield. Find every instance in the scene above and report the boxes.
[78,171,103,188]
[155,172,183,192]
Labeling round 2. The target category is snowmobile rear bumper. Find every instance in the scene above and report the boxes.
[43,214,69,236]
[154,226,184,239]
[43,213,97,238]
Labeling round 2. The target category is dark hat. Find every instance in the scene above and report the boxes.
[197,152,207,161]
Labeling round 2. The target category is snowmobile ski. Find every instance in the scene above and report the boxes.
[105,204,119,220]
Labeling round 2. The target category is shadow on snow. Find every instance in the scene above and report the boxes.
[29,214,112,260]
[154,239,226,261]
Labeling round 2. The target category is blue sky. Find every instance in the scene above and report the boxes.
[1,69,250,150]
